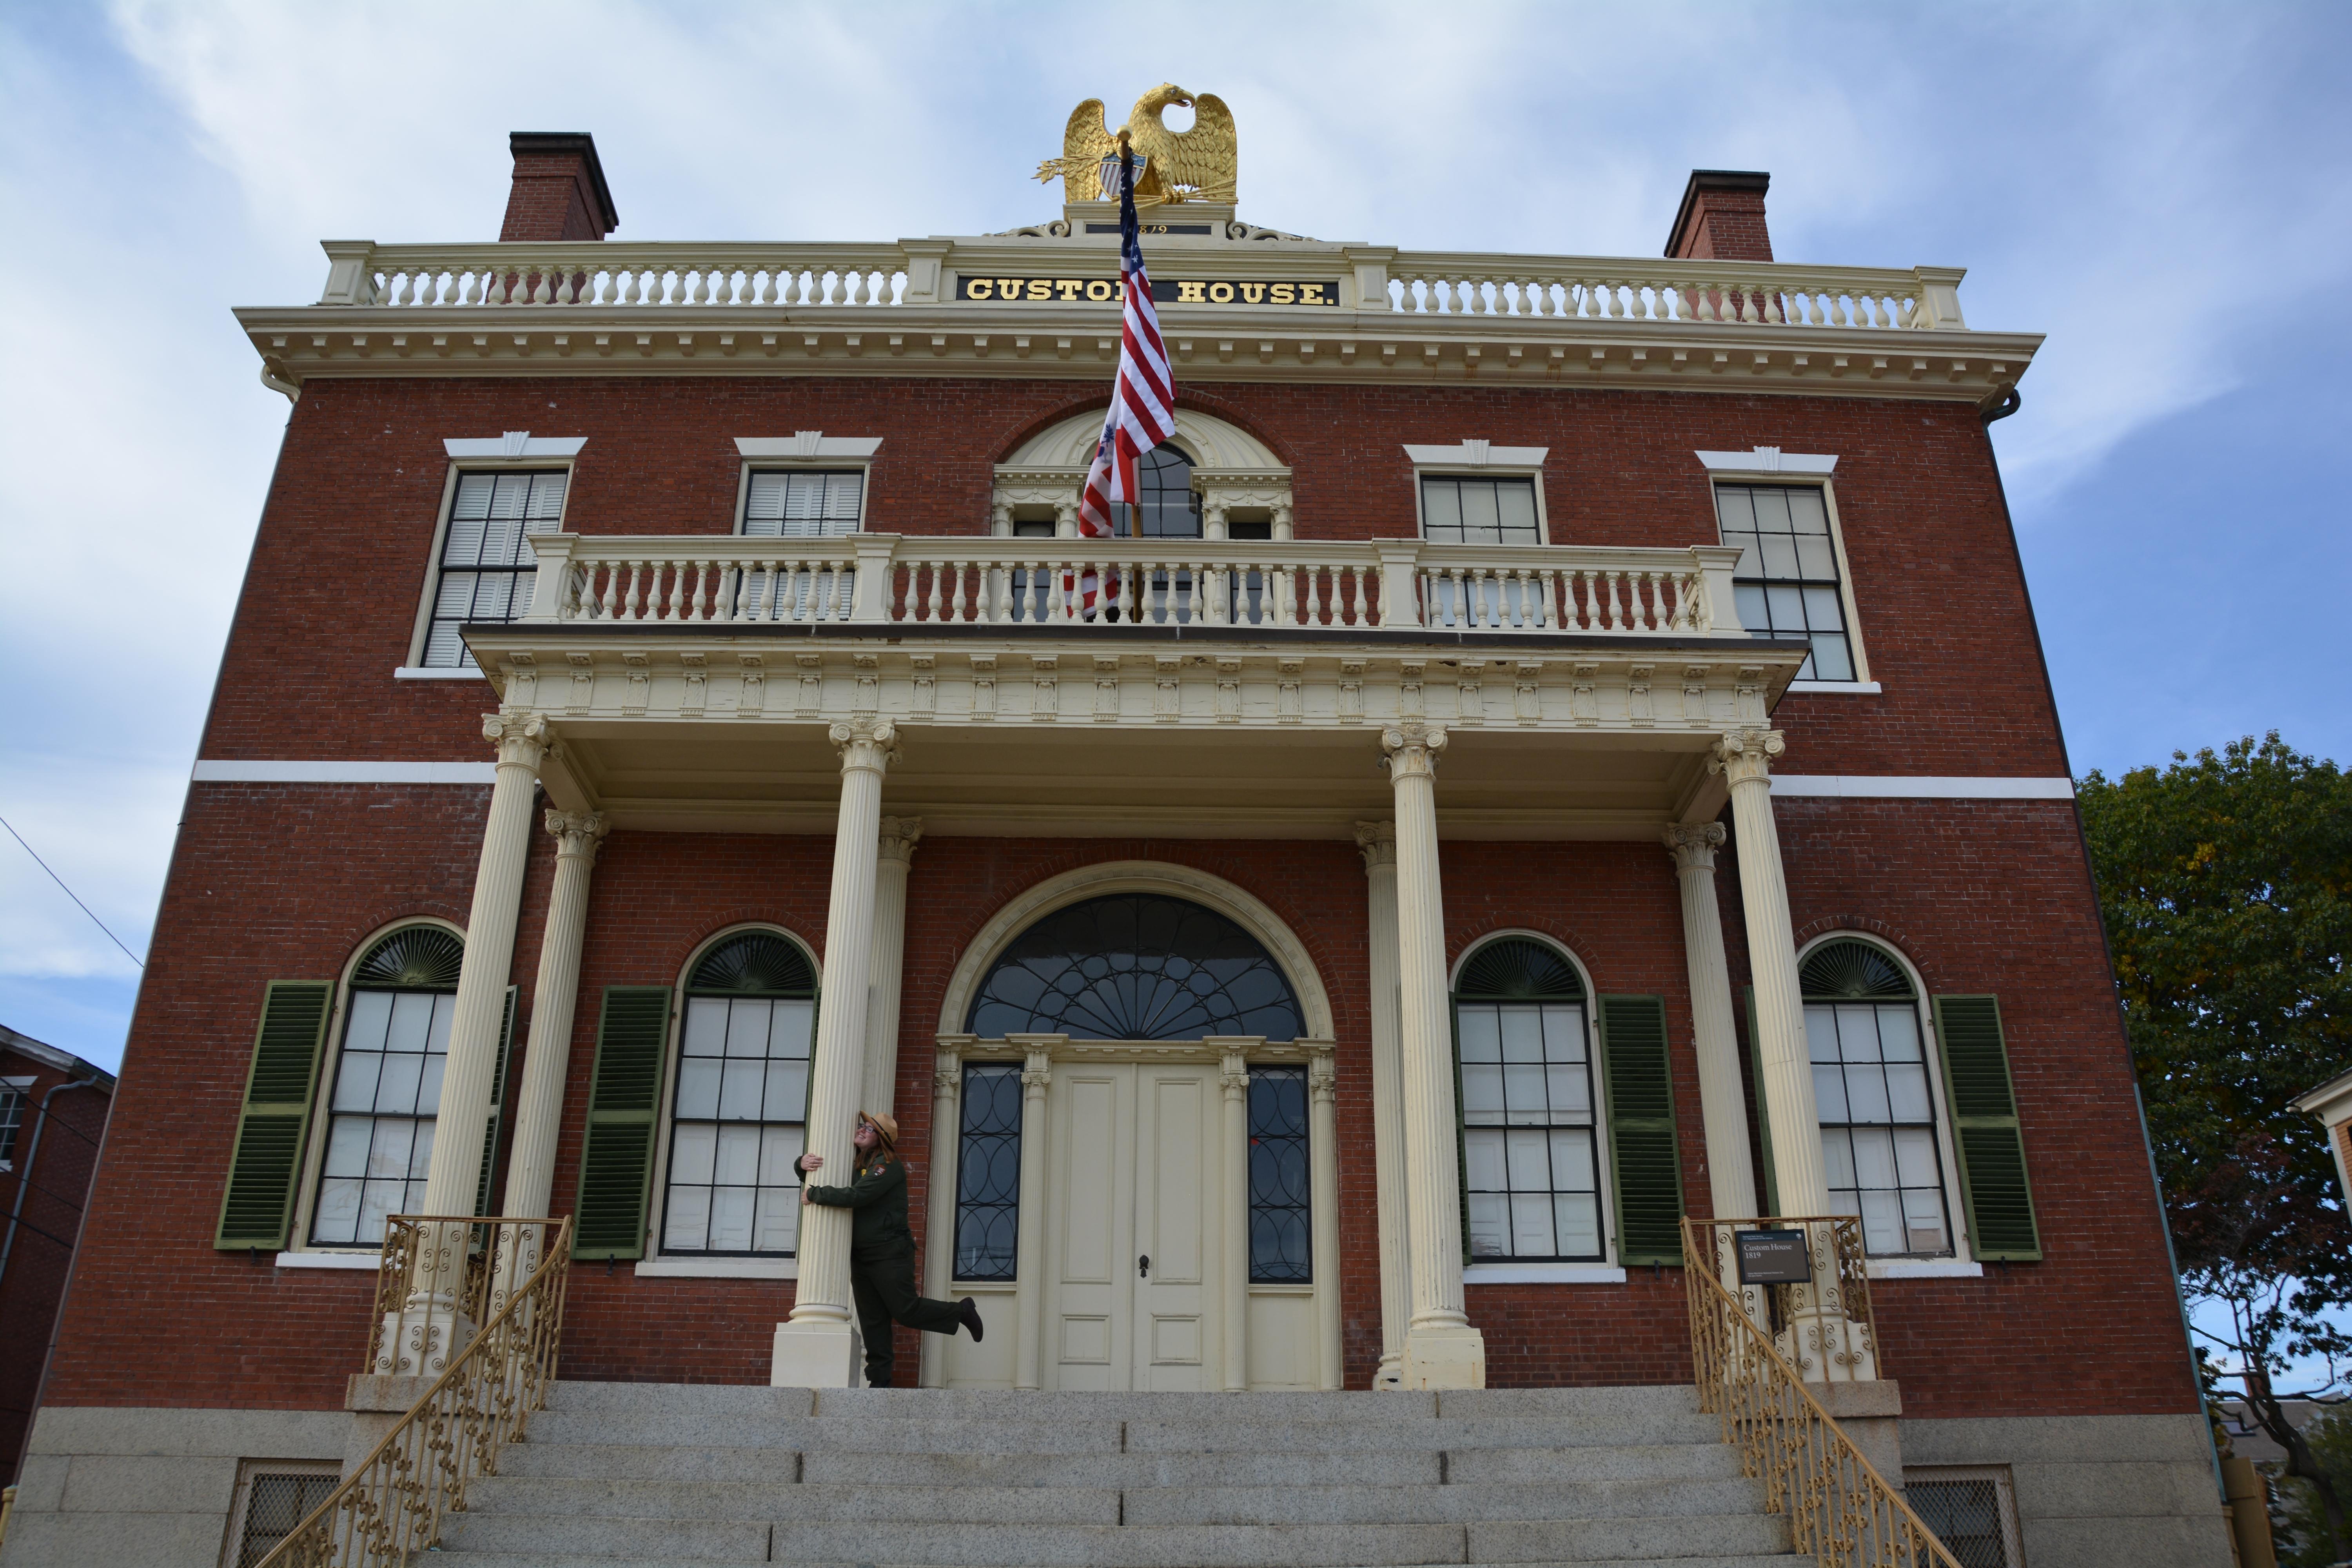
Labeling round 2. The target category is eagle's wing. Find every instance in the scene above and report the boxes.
[1161,93,1238,203]
[1047,99,1117,198]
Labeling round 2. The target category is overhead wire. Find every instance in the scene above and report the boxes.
[0,812,144,968]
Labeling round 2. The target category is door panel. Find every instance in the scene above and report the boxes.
[1050,1068,1132,1390]
[1134,1069,1216,1390]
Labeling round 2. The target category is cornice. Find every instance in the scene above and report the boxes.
[235,303,2039,406]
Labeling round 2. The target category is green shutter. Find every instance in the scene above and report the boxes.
[572,986,670,1259]
[1744,986,1779,1217]
[1599,995,1684,1265]
[215,980,334,1250]
[473,985,521,1217]
[1933,995,2042,1261]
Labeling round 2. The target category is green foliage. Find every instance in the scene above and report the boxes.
[2276,1409,2352,1568]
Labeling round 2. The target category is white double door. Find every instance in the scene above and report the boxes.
[1045,1060,1231,1391]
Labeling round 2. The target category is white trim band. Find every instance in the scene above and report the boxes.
[1404,440,1547,468]
[1865,1259,1985,1280]
[274,1250,381,1270]
[1772,775,2075,800]
[1696,445,1837,475]
[632,1256,800,1280]
[737,432,882,459]
[392,666,488,681]
[194,760,497,785]
[444,433,586,458]
[1463,1263,1628,1285]
[1785,681,1884,695]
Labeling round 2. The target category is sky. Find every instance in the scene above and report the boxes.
[1,0,2348,1087]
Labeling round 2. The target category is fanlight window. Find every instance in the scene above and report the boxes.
[312,925,463,1246]
[1800,938,1953,1258]
[661,931,818,1257]
[967,894,1303,1042]
[1454,936,1605,1263]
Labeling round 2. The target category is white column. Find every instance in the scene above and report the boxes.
[1354,821,1411,1390]
[1220,1044,1251,1392]
[1664,822,1757,1223]
[919,1040,963,1388]
[859,817,923,1120]
[1382,722,1485,1390]
[772,720,898,1388]
[1013,1042,1054,1390]
[1308,1043,1342,1392]
[490,808,606,1308]
[1710,729,1829,1217]
[389,712,548,1374]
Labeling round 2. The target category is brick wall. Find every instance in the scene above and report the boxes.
[208,376,2062,780]
[0,1049,109,1484]
[47,810,2198,1420]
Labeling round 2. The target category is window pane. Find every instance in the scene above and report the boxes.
[1813,1062,1850,1122]
[1764,583,1805,631]
[753,1187,800,1253]
[376,1051,424,1116]
[322,1117,372,1178]
[669,1122,718,1185]
[332,1048,383,1114]
[717,1062,764,1120]
[1554,1193,1601,1258]
[1548,1129,1596,1191]
[1877,1006,1922,1060]
[1541,1006,1586,1062]
[676,1058,722,1120]
[1466,1193,1509,1259]
[1734,583,1769,631]
[1787,489,1829,534]
[1802,585,1847,632]
[1760,534,1801,579]
[1499,1009,1543,1062]
[1715,486,1757,531]
[1846,1065,1894,1123]
[416,1051,446,1117]
[1459,482,1502,543]
[1900,1189,1949,1254]
[1423,480,1463,539]
[770,999,815,1058]
[763,1060,808,1120]
[1457,1007,1501,1063]
[663,1184,712,1251]
[1886,1063,1933,1122]
[1503,1128,1552,1192]
[1851,1129,1898,1188]
[314,1178,361,1244]
[1795,535,1839,578]
[1893,1127,1942,1188]
[1807,633,1854,682]
[1820,1128,1857,1189]
[1508,1192,1555,1257]
[1463,1128,1506,1192]
[1502,1064,1549,1122]
[1752,488,1792,532]
[1858,1189,1905,1255]
[724,999,772,1056]
[1806,1005,1839,1063]
[1496,481,1538,541]
[1460,1062,1505,1123]
[682,999,727,1055]
[707,1187,755,1252]
[1544,1064,1591,1119]
[385,993,436,1054]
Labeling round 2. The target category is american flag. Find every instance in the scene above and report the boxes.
[1071,145,1176,612]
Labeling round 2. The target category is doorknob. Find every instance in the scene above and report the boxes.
[1138,1254,1151,1278]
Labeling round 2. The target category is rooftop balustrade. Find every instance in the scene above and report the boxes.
[520,533,1750,639]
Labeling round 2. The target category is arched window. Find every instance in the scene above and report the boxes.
[1136,443,1201,538]
[1454,937,1605,1263]
[966,893,1302,1042]
[1801,938,1953,1258]
[311,925,463,1246]
[661,930,818,1256]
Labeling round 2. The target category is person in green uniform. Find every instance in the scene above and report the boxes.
[795,1110,983,1388]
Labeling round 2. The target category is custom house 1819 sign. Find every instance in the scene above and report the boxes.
[956,276,1341,306]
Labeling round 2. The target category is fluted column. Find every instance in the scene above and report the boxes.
[1382,722,1485,1389]
[1664,822,1757,1223]
[1308,1044,1342,1391]
[1220,1045,1252,1392]
[1013,1043,1053,1390]
[859,817,923,1120]
[390,712,548,1372]
[1354,821,1411,1390]
[773,720,898,1388]
[919,1042,962,1388]
[1710,728,1829,1217]
[488,808,606,1308]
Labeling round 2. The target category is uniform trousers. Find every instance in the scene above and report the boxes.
[849,1244,963,1387]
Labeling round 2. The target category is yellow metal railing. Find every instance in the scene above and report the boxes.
[258,1216,573,1567]
[1686,1216,1881,1382]
[1682,1216,1959,1568]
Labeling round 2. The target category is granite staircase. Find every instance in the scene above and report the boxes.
[439,1382,1805,1567]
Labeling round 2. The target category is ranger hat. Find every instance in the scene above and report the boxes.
[857,1110,900,1149]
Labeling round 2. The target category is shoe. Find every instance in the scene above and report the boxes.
[958,1296,984,1343]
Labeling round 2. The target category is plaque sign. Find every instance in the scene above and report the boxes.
[958,276,1340,307]
[1733,1228,1814,1286]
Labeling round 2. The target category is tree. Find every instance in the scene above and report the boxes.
[2277,1410,2352,1568]
[2078,733,2352,1561]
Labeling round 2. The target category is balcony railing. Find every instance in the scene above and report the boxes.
[521,534,1748,637]
[316,240,1971,333]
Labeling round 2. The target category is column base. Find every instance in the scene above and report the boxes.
[1373,1354,1406,1390]
[1401,1325,1486,1390]
[770,1317,865,1388]
[372,1303,475,1377]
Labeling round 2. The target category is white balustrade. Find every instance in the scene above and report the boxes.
[1383,257,1929,331]
[332,245,916,310]
[524,535,1747,637]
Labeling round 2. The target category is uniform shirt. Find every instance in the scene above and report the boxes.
[798,1149,917,1256]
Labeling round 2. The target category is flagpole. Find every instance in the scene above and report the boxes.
[1117,128,1141,541]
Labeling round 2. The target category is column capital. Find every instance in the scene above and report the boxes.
[933,1045,963,1091]
[1220,1046,1250,1098]
[878,815,925,865]
[544,809,608,862]
[829,719,901,774]
[1380,722,1447,781]
[1662,820,1727,872]
[1307,1041,1338,1103]
[1354,820,1397,871]
[1707,727,1785,788]
[483,711,553,771]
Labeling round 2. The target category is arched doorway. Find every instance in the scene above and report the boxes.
[925,867,1338,1393]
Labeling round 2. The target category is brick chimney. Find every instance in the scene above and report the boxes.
[500,132,619,242]
[1664,170,1772,262]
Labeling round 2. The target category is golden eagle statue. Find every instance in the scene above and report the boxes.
[1034,84,1238,206]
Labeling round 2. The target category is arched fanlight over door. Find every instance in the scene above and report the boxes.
[966,893,1303,1042]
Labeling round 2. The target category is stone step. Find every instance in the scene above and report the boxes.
[442,1559,1802,1568]
[498,1442,805,1483]
[539,1380,1701,1423]
[440,1511,767,1562]
[463,1474,1764,1528]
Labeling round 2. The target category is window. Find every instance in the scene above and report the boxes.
[1715,483,1857,682]
[1421,475,1541,545]
[966,893,1303,1042]
[660,931,817,1257]
[423,470,568,668]
[1136,443,1201,538]
[742,470,864,537]
[1902,1467,2022,1567]
[953,1063,1023,1281]
[0,1082,24,1167]
[225,1464,342,1568]
[1802,938,1954,1258]
[311,927,462,1246]
[1455,938,1605,1263]
[1248,1066,1311,1282]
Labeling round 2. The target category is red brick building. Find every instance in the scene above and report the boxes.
[4,129,2232,1567]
